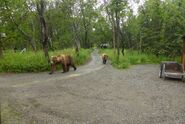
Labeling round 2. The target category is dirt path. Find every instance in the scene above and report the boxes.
[1,50,185,124]
[0,50,104,88]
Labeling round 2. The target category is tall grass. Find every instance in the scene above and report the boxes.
[0,49,91,73]
[100,49,180,69]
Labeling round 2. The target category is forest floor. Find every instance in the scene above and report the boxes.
[0,50,185,124]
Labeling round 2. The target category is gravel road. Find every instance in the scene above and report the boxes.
[0,50,185,124]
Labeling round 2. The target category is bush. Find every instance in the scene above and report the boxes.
[100,49,180,69]
[0,49,91,73]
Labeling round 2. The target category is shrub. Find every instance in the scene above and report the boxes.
[100,49,180,69]
[0,49,91,73]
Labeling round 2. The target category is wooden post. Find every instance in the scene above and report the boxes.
[182,35,185,71]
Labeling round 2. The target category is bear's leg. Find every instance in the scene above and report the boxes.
[66,65,70,72]
[49,64,56,74]
[71,64,77,71]
[64,64,68,72]
[62,64,67,73]
[103,59,106,64]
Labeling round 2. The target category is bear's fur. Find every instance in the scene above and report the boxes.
[49,54,76,74]
[102,53,108,64]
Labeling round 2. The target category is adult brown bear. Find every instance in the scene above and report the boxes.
[101,53,108,64]
[49,54,76,74]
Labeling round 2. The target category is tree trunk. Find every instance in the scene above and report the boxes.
[139,31,142,53]
[41,17,49,62]
[115,7,120,60]
[112,16,116,55]
[30,19,37,51]
[37,0,50,62]
[82,20,88,48]
[80,0,90,48]
[74,40,80,54]
[119,28,125,56]
[67,3,81,54]
[74,27,81,54]
[84,29,88,48]
[103,0,116,55]
[28,38,36,51]
[0,39,3,57]
[72,23,81,54]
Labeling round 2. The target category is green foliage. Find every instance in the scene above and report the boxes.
[0,49,91,73]
[1,0,185,61]
[123,0,185,57]
[100,49,180,69]
[0,51,48,72]
[1,0,104,50]
[73,49,92,65]
[91,15,112,46]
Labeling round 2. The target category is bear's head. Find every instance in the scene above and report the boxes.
[50,55,63,64]
[102,53,108,64]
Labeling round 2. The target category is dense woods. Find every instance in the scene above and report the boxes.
[124,0,185,58]
[0,0,185,58]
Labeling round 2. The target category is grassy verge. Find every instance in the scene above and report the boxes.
[100,49,180,69]
[0,48,91,73]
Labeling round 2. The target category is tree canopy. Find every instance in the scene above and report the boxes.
[0,0,185,58]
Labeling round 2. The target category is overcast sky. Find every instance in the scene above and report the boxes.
[97,0,145,15]
[129,0,145,15]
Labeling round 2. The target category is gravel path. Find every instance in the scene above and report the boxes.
[0,50,185,124]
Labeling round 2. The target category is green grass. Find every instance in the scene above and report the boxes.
[100,49,180,69]
[0,48,91,73]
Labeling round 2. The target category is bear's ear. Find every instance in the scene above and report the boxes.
[51,56,55,59]
[50,56,55,64]
[50,60,54,64]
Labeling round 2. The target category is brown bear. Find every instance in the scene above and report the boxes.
[49,54,76,74]
[101,53,108,64]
